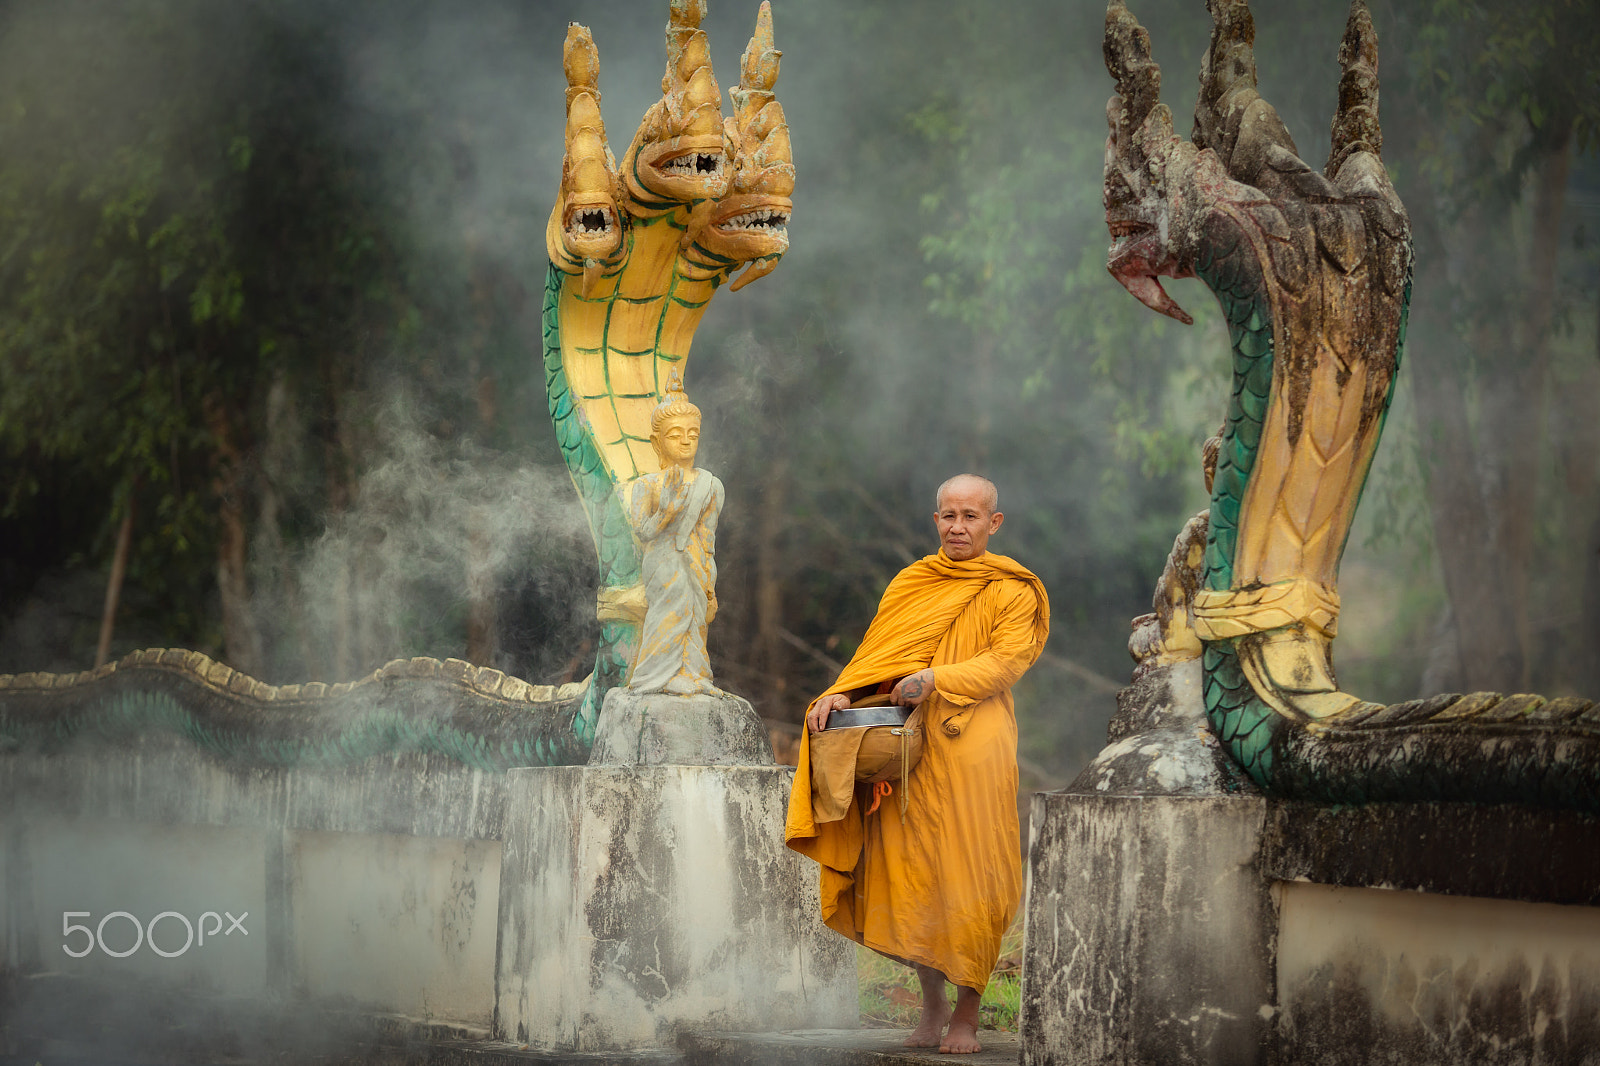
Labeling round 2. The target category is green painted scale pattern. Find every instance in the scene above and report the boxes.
[1194,234,1283,787]
[0,672,589,769]
[542,261,643,748]
[1193,235,1412,790]
[540,208,741,751]
[1179,233,1600,809]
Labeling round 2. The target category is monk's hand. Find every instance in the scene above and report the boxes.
[890,668,935,707]
[807,693,851,733]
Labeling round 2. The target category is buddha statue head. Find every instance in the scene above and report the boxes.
[649,372,702,470]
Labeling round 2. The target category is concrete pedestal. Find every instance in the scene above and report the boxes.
[588,688,772,768]
[495,764,855,1050]
[1022,792,1274,1066]
[1022,658,1600,1066]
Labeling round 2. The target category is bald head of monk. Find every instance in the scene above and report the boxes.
[934,474,1004,561]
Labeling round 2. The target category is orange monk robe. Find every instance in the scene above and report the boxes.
[784,550,1050,991]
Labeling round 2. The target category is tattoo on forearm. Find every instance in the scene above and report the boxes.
[900,672,929,701]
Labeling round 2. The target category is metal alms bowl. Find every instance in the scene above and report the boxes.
[825,694,915,726]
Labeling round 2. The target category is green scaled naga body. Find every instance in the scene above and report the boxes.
[1106,0,1600,809]
[543,0,793,742]
[0,650,590,769]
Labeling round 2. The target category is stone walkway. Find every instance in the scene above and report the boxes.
[1,1012,1023,1066]
[354,1028,1021,1065]
[681,1029,1020,1065]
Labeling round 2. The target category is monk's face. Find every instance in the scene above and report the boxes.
[935,480,1004,561]
[652,414,701,467]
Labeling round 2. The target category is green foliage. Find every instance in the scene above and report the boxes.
[0,6,362,516]
[1404,0,1600,201]
[0,1,486,672]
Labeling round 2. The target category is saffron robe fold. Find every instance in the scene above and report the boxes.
[784,550,1049,990]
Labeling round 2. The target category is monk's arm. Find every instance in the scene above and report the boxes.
[805,682,880,732]
[929,582,1042,706]
[811,682,878,711]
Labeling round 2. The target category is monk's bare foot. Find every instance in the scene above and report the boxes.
[903,997,951,1047]
[938,985,983,1054]
[939,1018,981,1054]
[905,964,952,1047]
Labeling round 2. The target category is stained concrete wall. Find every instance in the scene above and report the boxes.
[1023,789,1600,1066]
[1021,793,1275,1066]
[496,764,856,1050]
[18,818,271,996]
[1278,882,1600,1065]
[1,734,853,1050]
[289,830,501,1025]
[1023,657,1600,1066]
[1,744,508,1031]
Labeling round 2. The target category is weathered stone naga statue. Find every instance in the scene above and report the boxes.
[0,1,789,771]
[1109,0,1600,808]
[543,0,791,743]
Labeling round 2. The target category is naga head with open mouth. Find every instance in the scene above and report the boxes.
[623,0,733,206]
[1101,0,1218,326]
[555,24,624,266]
[694,1,794,290]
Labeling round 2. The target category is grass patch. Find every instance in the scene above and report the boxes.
[856,918,1024,1032]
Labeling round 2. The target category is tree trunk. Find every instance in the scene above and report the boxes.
[1410,312,1524,693]
[464,276,500,666]
[1573,282,1600,696]
[206,395,262,676]
[321,354,357,678]
[255,370,296,682]
[1584,506,1600,698]
[331,560,353,681]
[756,456,790,716]
[1484,129,1572,689]
[465,507,498,666]
[216,496,262,676]
[94,486,136,669]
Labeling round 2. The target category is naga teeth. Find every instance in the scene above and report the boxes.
[661,153,723,175]
[721,209,790,232]
[1107,220,1144,238]
[569,208,614,235]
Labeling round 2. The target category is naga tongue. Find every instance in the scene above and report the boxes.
[1118,272,1193,325]
[1109,235,1194,325]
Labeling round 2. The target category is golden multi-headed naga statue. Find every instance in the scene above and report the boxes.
[543,1,793,739]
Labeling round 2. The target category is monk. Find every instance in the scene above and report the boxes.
[785,474,1050,1054]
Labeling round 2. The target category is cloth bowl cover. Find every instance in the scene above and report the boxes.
[808,702,924,822]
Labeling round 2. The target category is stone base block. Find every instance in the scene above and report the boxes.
[1070,657,1258,798]
[495,764,855,1050]
[1022,786,1600,1066]
[1021,792,1273,1066]
[589,689,773,767]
